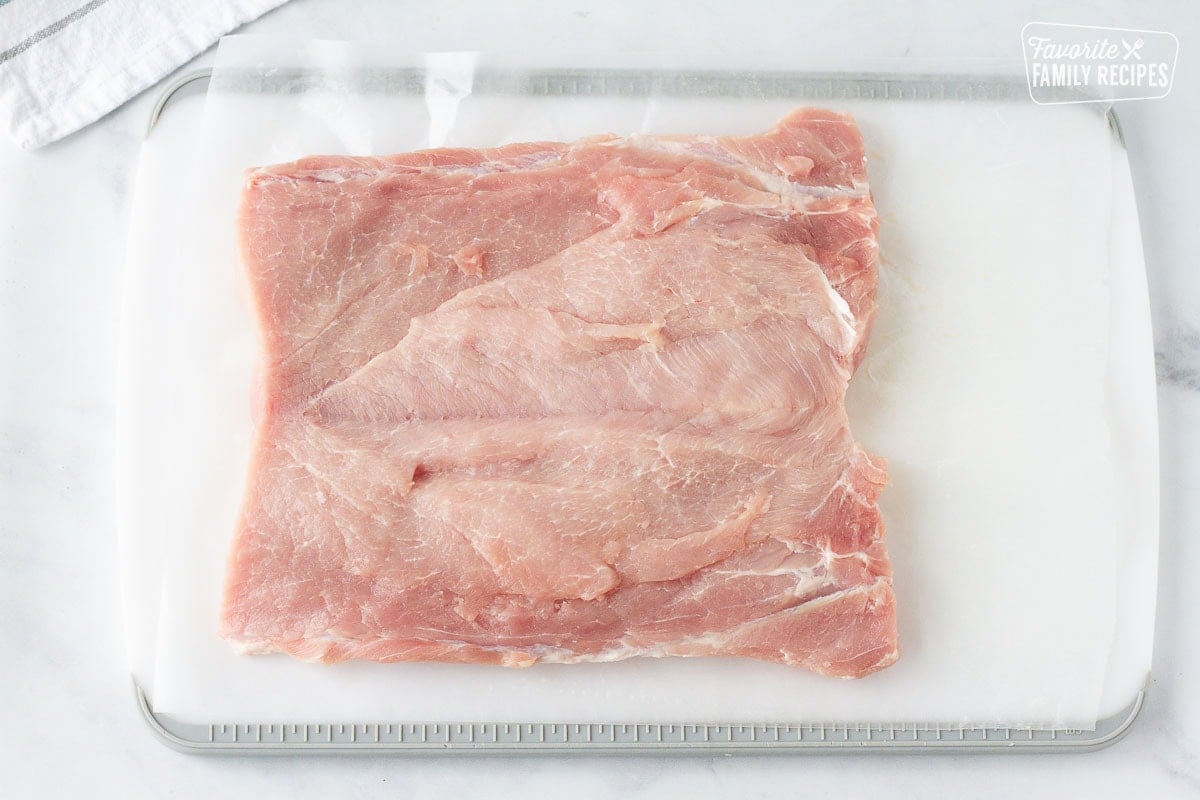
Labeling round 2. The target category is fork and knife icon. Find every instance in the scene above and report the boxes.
[1121,38,1145,60]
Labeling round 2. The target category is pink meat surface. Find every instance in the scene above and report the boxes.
[220,108,897,678]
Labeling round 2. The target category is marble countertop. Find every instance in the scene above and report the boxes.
[2,1,1197,797]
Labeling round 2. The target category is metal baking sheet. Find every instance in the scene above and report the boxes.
[127,66,1151,753]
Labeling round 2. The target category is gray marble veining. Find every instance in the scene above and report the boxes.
[1158,324,1200,391]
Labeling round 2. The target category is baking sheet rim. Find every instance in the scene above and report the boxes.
[135,679,1148,754]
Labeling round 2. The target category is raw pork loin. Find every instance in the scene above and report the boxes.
[220,108,898,679]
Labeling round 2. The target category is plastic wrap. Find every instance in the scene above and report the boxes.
[118,36,1158,729]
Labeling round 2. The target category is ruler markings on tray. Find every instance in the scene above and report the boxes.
[178,716,1118,750]
[191,65,1083,103]
[148,66,1120,147]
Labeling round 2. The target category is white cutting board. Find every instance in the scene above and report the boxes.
[118,43,1158,729]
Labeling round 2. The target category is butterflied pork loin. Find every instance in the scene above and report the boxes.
[220,108,898,679]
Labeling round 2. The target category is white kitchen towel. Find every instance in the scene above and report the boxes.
[0,0,288,148]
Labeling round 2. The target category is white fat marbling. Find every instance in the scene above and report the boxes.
[1,0,1198,797]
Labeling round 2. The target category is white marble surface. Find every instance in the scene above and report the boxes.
[1,1,1197,796]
